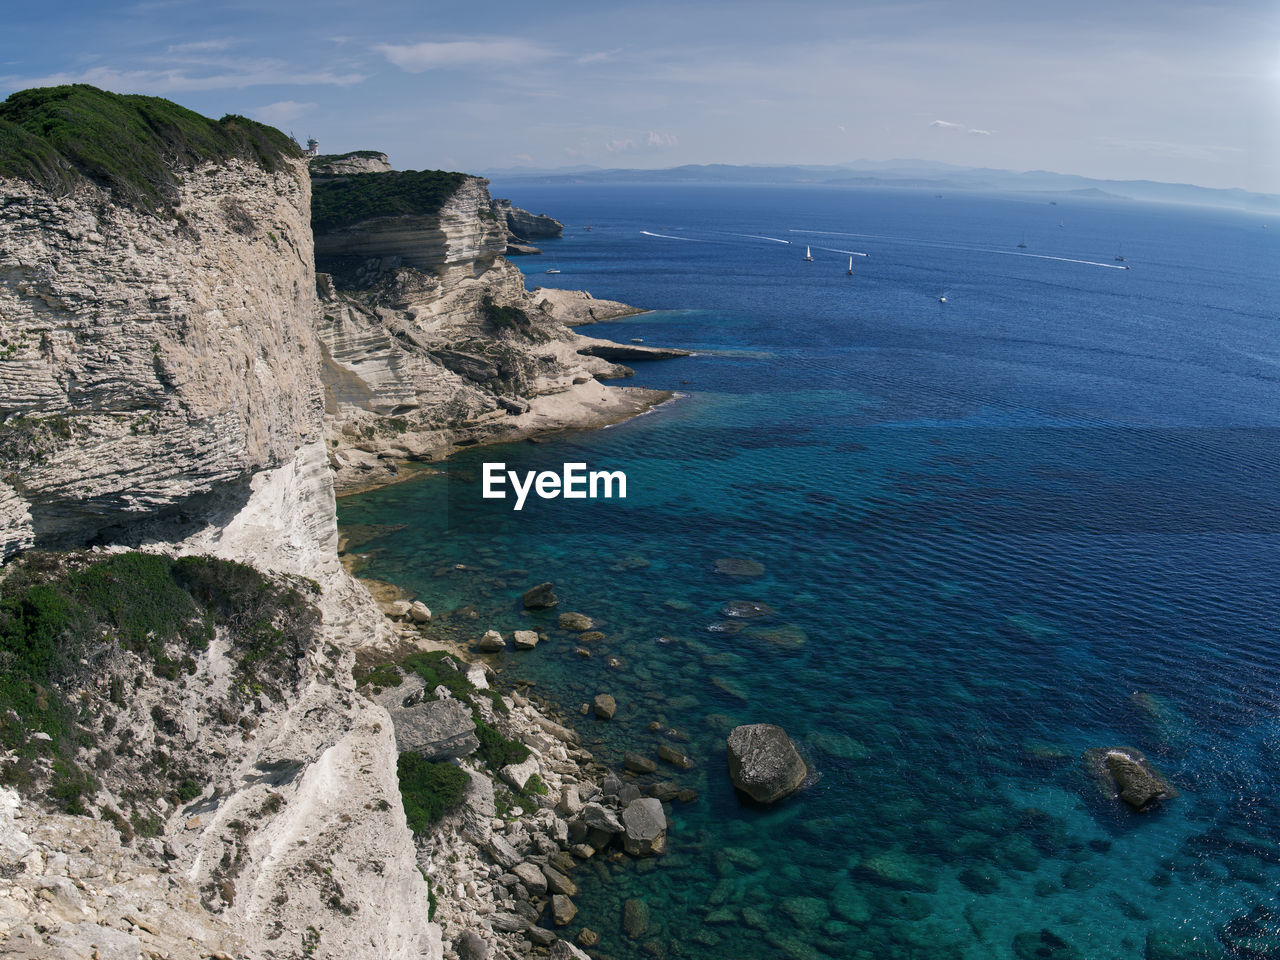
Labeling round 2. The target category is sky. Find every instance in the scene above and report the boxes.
[1,0,1277,193]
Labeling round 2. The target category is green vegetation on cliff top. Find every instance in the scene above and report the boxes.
[311,168,469,233]
[0,84,300,213]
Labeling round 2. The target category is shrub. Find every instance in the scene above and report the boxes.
[310,168,468,234]
[474,719,530,771]
[0,85,299,213]
[397,753,469,833]
[481,295,532,334]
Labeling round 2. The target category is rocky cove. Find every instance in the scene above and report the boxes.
[0,84,698,960]
[0,85,1203,960]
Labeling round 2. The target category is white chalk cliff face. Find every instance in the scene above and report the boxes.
[0,161,321,557]
[0,156,439,959]
[312,175,656,490]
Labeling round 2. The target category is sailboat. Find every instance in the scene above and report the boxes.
[846,256,854,276]
[938,290,948,303]
[1017,236,1027,249]
[1114,244,1126,263]
[803,245,814,262]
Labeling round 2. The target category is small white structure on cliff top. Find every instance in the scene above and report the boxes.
[304,137,318,156]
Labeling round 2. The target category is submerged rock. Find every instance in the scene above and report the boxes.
[624,752,657,774]
[623,897,651,938]
[721,600,777,619]
[558,611,593,631]
[726,724,807,803]
[1084,746,1179,811]
[1012,929,1082,960]
[714,557,765,577]
[522,582,558,609]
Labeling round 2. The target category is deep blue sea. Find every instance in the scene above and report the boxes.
[340,184,1280,959]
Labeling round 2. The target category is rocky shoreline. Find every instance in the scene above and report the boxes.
[348,583,703,960]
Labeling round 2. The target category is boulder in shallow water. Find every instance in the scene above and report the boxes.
[558,611,594,631]
[726,723,807,803]
[1083,746,1179,811]
[522,582,558,609]
[624,751,657,774]
[512,629,539,649]
[551,894,578,926]
[621,797,667,856]
[476,630,506,652]
[593,693,617,719]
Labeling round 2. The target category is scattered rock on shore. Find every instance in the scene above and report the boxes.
[522,582,558,609]
[726,723,808,803]
[476,630,506,652]
[389,696,480,760]
[409,600,432,623]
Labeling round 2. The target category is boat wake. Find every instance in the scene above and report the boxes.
[789,228,1127,270]
[814,246,870,258]
[734,233,792,244]
[640,230,718,243]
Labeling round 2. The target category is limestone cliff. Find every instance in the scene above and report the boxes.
[489,198,563,240]
[310,151,393,176]
[310,170,675,492]
[0,87,436,960]
[0,88,687,960]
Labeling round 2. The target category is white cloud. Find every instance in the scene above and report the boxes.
[0,62,364,94]
[646,130,678,147]
[1097,137,1244,162]
[252,99,315,129]
[605,138,635,152]
[376,38,552,72]
[166,39,234,54]
[577,50,619,64]
[933,119,993,136]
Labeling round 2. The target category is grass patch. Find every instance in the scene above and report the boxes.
[0,85,299,214]
[397,753,469,833]
[0,551,320,814]
[311,168,468,234]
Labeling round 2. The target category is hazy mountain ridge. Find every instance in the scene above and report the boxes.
[480,160,1279,213]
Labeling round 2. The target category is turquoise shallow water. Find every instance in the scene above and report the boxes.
[340,185,1280,959]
